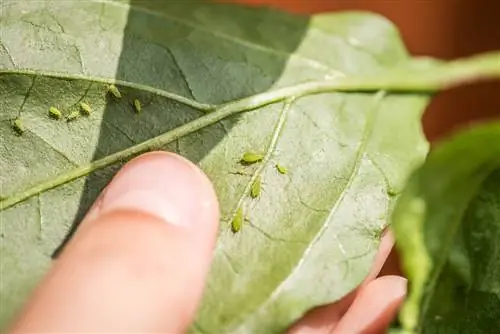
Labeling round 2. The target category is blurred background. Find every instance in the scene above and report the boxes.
[224,0,500,142]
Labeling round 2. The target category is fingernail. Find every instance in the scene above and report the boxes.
[97,152,215,227]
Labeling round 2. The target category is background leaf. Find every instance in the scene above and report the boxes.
[392,122,500,334]
[1,0,434,331]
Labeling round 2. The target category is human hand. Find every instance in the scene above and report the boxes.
[9,152,406,334]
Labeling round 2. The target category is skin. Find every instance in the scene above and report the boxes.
[8,151,405,334]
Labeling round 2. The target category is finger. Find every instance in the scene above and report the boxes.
[10,152,219,333]
[332,275,407,334]
[364,229,396,282]
[286,230,396,334]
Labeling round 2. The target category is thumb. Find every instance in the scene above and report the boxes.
[10,152,219,333]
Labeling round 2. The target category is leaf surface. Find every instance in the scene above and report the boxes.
[4,0,488,332]
[392,123,500,334]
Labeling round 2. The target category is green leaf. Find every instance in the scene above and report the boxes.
[392,122,500,334]
[1,0,500,332]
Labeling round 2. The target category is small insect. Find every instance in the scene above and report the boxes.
[250,176,261,199]
[231,207,244,233]
[240,152,264,165]
[276,163,288,175]
[66,110,80,122]
[107,84,122,99]
[387,188,397,197]
[371,226,386,240]
[230,170,251,176]
[79,102,92,115]
[12,118,25,135]
[133,99,142,113]
[48,107,62,120]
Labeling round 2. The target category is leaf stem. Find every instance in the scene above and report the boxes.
[2,51,500,211]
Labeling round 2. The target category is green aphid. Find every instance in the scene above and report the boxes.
[241,152,264,165]
[107,84,122,99]
[49,106,62,120]
[12,118,25,135]
[371,227,385,240]
[276,163,288,175]
[387,188,398,197]
[79,102,92,115]
[66,110,80,122]
[230,170,251,176]
[231,207,243,233]
[133,99,142,113]
[250,176,261,199]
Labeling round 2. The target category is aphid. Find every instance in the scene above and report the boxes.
[66,110,80,122]
[240,152,264,165]
[231,207,243,233]
[79,102,92,115]
[49,106,62,120]
[12,118,25,135]
[371,227,385,240]
[133,99,142,113]
[276,163,288,175]
[230,170,251,176]
[250,176,261,199]
[387,188,397,197]
[107,84,122,99]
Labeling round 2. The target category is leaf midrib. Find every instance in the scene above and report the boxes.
[2,52,500,211]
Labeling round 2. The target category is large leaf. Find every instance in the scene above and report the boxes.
[391,123,500,334]
[1,0,500,332]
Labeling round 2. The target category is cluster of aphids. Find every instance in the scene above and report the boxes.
[231,152,287,233]
[11,84,142,135]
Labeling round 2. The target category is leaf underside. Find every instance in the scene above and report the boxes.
[392,123,500,334]
[0,0,430,332]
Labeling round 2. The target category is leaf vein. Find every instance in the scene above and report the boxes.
[248,221,308,244]
[0,41,18,68]
[102,118,137,146]
[0,69,215,112]
[366,153,396,195]
[17,76,36,118]
[33,132,79,167]
[221,248,239,275]
[232,91,386,331]
[165,46,196,100]
[224,99,293,232]
[96,0,339,76]
[36,195,43,240]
